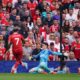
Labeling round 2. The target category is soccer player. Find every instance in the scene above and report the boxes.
[29,42,62,74]
[7,28,28,73]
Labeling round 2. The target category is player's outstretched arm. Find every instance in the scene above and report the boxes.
[32,53,40,59]
[53,52,62,55]
[49,50,62,56]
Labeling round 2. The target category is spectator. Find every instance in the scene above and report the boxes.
[39,23,48,41]
[49,42,58,61]
[62,20,70,33]
[54,36,64,52]
[33,9,41,24]
[27,16,34,30]
[15,0,22,9]
[36,0,48,13]
[66,28,74,45]
[14,15,22,27]
[65,8,77,26]
[7,19,14,32]
[46,33,55,45]
[35,17,42,28]
[32,42,42,61]
[68,51,77,61]
[19,20,29,38]
[41,5,52,18]
[18,2,28,17]
[63,37,71,50]
[0,36,6,60]
[73,20,80,32]
[27,0,38,17]
[6,2,12,13]
[50,19,59,34]
[10,8,17,21]
[23,39,33,60]
[53,9,60,20]
[21,10,31,21]
[26,30,35,44]
[71,37,80,61]
[42,12,53,27]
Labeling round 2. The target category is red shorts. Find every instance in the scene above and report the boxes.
[13,50,23,61]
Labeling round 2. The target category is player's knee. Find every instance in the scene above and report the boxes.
[38,68,43,73]
[29,69,34,73]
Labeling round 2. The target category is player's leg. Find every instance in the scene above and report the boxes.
[29,63,47,74]
[20,61,28,69]
[19,51,28,69]
[39,62,56,74]
[39,62,50,73]
[11,61,20,73]
[11,53,20,73]
[29,67,39,73]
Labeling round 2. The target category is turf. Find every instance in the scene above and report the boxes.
[0,73,80,80]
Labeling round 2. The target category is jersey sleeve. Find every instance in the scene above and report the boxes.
[48,50,62,56]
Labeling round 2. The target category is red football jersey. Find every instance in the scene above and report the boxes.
[8,33,24,52]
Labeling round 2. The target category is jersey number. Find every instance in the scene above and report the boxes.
[15,38,19,45]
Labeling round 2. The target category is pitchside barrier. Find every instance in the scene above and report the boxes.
[0,61,80,73]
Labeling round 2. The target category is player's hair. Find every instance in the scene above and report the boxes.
[42,42,48,47]
[13,28,19,32]
[50,42,54,46]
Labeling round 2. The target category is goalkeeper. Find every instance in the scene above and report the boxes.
[29,42,62,74]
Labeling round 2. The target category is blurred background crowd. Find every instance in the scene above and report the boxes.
[0,0,80,61]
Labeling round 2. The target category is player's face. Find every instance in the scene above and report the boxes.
[42,44,47,49]
[50,45,54,50]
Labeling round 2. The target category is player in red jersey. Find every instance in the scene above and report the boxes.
[7,28,28,73]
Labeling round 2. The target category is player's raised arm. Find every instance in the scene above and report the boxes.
[49,50,62,56]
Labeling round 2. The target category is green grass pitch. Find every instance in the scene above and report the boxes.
[0,73,80,80]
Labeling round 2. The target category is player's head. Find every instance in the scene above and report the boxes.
[50,42,54,50]
[13,28,19,33]
[13,23,20,33]
[42,42,48,49]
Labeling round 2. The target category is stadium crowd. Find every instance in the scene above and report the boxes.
[0,0,80,62]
